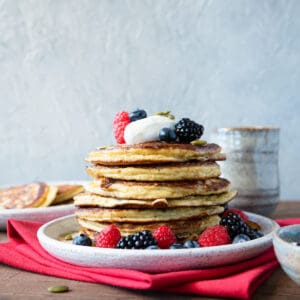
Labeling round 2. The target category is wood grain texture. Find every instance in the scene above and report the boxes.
[0,201,300,299]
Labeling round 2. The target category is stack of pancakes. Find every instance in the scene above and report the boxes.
[75,142,237,241]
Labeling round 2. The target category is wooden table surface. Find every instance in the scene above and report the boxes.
[1,201,300,300]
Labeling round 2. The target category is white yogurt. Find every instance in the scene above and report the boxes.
[124,115,176,144]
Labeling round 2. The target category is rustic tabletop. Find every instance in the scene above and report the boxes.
[1,201,300,300]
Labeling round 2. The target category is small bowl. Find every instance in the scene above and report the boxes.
[273,224,300,285]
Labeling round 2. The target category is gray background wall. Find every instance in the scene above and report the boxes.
[1,0,299,200]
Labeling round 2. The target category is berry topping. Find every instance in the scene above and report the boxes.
[232,234,251,244]
[169,243,185,249]
[222,208,249,222]
[129,109,147,122]
[153,225,177,249]
[175,118,204,143]
[183,240,200,248]
[113,111,131,144]
[96,225,121,248]
[248,230,264,240]
[72,233,92,246]
[220,212,250,239]
[145,245,160,250]
[198,225,231,247]
[159,127,177,142]
[124,115,175,144]
[117,230,157,249]
[220,212,263,240]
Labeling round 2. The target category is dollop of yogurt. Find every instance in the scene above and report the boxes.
[124,115,176,144]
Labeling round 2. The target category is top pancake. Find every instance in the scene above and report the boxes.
[86,142,226,165]
[0,182,54,209]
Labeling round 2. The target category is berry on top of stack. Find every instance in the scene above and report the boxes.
[73,109,262,249]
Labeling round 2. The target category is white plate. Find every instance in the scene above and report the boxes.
[0,181,86,230]
[37,212,279,273]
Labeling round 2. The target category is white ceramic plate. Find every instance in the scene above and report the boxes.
[37,212,279,273]
[0,181,86,230]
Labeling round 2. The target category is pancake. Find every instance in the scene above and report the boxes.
[75,205,224,223]
[78,215,221,241]
[0,182,56,209]
[85,178,230,200]
[52,184,84,204]
[39,185,58,207]
[86,142,226,165]
[74,190,237,208]
[86,161,221,181]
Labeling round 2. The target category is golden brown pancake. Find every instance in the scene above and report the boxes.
[86,142,226,165]
[75,205,224,223]
[53,184,84,204]
[0,182,57,209]
[74,190,237,209]
[84,178,230,199]
[39,185,58,207]
[78,215,221,241]
[86,161,221,181]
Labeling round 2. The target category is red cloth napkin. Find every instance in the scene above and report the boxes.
[0,218,299,300]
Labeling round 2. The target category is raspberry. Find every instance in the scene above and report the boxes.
[222,208,248,222]
[198,225,231,247]
[153,225,177,249]
[113,111,131,144]
[96,225,121,248]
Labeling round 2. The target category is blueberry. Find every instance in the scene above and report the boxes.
[129,109,147,122]
[145,245,160,250]
[249,230,264,240]
[169,243,185,249]
[183,240,200,248]
[232,234,251,244]
[159,127,177,142]
[72,234,92,246]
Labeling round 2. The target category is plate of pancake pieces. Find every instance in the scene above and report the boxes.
[37,109,279,272]
[0,181,84,230]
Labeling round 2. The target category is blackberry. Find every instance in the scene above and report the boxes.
[116,230,157,249]
[220,212,264,241]
[175,118,204,143]
[220,212,251,239]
